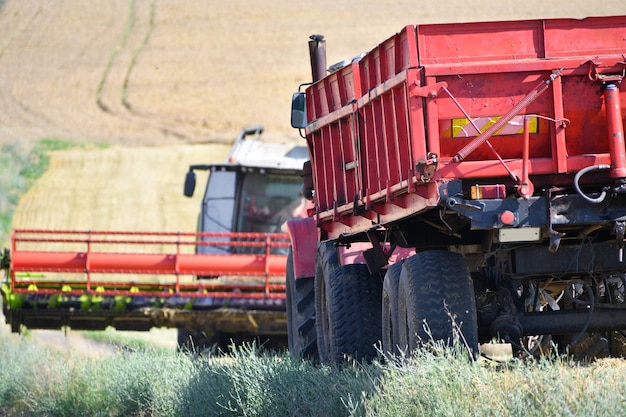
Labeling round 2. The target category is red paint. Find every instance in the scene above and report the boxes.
[500,210,516,225]
[9,229,289,298]
[604,84,626,179]
[302,16,626,241]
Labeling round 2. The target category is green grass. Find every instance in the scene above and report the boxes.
[0,336,624,417]
[81,328,176,353]
[1,138,68,246]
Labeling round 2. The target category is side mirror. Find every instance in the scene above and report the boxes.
[184,170,196,197]
[290,92,307,129]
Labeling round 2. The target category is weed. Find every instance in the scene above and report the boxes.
[1,335,625,417]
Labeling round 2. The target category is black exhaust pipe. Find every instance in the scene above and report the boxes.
[308,34,326,83]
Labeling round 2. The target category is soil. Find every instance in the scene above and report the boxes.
[1,0,625,146]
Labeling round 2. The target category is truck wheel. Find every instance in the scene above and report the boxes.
[314,241,340,363]
[286,247,318,360]
[315,262,383,365]
[398,250,479,359]
[382,260,404,356]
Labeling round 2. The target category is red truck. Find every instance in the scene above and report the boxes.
[286,16,626,363]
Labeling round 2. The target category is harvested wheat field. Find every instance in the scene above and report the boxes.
[12,144,229,233]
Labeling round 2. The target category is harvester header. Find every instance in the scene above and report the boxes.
[2,229,289,333]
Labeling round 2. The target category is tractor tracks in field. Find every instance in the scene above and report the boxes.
[96,0,153,115]
[0,0,206,145]
[95,0,194,141]
[0,1,125,143]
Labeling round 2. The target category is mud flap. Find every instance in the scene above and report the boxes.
[284,217,318,279]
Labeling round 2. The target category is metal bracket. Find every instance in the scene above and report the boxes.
[547,188,565,253]
[587,59,626,83]
[615,221,625,262]
[416,152,438,182]
[363,229,397,274]
[410,81,448,98]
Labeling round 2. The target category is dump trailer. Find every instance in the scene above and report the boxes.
[1,126,308,351]
[285,16,626,363]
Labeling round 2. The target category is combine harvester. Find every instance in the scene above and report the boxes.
[285,15,626,362]
[1,125,309,351]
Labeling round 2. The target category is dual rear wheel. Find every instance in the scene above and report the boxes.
[287,243,479,365]
[315,260,383,364]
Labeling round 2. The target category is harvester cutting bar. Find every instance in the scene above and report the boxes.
[7,229,289,298]
[7,285,286,299]
[12,251,287,276]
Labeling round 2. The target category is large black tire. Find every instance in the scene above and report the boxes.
[316,262,383,365]
[398,250,479,358]
[382,260,404,356]
[286,247,318,360]
[314,241,340,364]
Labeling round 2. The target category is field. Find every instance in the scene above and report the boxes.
[3,0,626,236]
[2,337,626,417]
[2,1,626,414]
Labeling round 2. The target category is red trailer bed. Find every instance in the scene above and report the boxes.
[304,16,626,239]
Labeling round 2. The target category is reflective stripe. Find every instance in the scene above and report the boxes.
[442,115,538,138]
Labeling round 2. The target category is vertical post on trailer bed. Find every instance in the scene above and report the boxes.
[422,75,441,157]
[517,117,534,199]
[550,74,568,173]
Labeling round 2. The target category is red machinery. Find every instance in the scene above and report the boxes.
[286,15,626,363]
[2,125,309,351]
[2,229,290,334]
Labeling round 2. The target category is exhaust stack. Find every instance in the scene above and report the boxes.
[308,34,326,83]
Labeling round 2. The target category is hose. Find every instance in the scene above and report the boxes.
[565,280,595,350]
[574,164,611,204]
